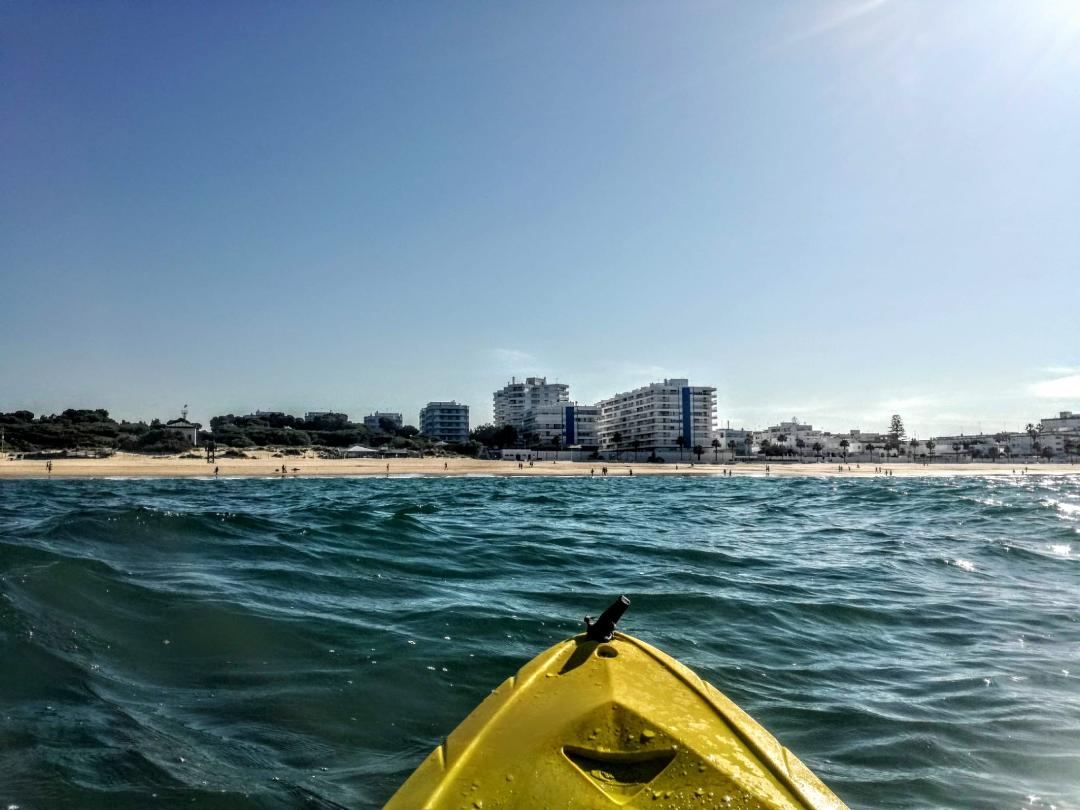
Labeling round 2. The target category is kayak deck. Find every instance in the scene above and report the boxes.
[387,631,847,809]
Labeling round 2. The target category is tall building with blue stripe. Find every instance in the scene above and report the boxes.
[598,379,716,458]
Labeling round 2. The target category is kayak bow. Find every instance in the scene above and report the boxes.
[387,597,847,809]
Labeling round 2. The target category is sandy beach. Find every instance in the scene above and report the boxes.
[1,451,1076,479]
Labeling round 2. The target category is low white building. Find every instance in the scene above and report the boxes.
[340,445,378,458]
[712,427,751,460]
[161,408,199,446]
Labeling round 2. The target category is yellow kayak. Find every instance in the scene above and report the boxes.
[386,597,847,809]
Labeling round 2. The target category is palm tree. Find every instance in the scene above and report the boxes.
[675,435,687,461]
[743,435,753,457]
[926,439,936,464]
[951,441,961,463]
[909,437,918,461]
[1065,438,1077,464]
[840,438,850,463]
[693,444,704,461]
[631,438,641,459]
[812,441,823,460]
[795,438,806,460]
[552,435,562,457]
[1026,423,1042,458]
[711,438,721,462]
[728,439,737,461]
[612,430,623,461]
[776,433,788,459]
[864,442,875,461]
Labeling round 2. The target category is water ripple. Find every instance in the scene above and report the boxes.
[1,475,1078,809]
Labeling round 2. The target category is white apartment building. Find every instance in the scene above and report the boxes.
[493,377,569,432]
[419,401,469,444]
[754,420,829,452]
[1041,411,1080,433]
[598,379,716,457]
[522,403,600,449]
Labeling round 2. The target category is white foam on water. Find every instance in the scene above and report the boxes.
[1048,544,1071,557]
[953,559,976,572]
[1056,501,1080,520]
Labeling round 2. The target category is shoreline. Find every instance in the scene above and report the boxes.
[1,452,1076,480]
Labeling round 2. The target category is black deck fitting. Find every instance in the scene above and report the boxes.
[584,595,630,642]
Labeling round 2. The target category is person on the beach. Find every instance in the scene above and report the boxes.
[601,466,607,476]
[214,466,219,477]
[444,461,448,470]
[628,468,633,476]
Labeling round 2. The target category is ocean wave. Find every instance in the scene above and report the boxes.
[1,475,1079,809]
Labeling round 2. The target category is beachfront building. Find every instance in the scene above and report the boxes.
[1041,410,1080,433]
[419,401,470,444]
[1038,411,1080,457]
[713,427,751,460]
[598,379,716,459]
[363,411,403,432]
[493,377,569,433]
[521,403,600,450]
[161,408,199,446]
[754,419,829,456]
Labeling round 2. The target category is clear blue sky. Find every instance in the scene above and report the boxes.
[2,1,1078,438]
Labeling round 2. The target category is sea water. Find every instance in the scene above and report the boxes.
[1,475,1078,809]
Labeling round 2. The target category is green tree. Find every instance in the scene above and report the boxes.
[840,438,850,462]
[812,441,823,460]
[693,444,704,461]
[612,431,624,461]
[728,439,737,460]
[711,438,721,462]
[864,441,875,460]
[926,439,936,463]
[675,435,687,461]
[795,438,805,460]
[1041,445,1054,461]
[909,437,919,461]
[887,414,906,454]
[631,438,641,458]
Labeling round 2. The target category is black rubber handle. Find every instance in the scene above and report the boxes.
[584,595,630,642]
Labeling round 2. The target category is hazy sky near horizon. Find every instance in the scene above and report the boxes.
[3,1,1078,437]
